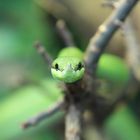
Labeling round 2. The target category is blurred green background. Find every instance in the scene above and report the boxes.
[0,0,140,140]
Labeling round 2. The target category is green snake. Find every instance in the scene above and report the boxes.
[51,46,129,84]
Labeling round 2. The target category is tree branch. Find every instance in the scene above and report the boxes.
[34,41,53,67]
[123,18,140,81]
[56,19,75,46]
[22,98,64,129]
[84,0,139,74]
[65,104,83,140]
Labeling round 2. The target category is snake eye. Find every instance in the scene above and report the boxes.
[76,62,83,70]
[55,63,59,70]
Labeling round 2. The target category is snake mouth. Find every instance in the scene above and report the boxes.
[51,68,64,72]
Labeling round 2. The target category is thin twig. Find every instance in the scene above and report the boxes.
[34,41,53,66]
[65,104,83,140]
[84,0,138,74]
[56,19,75,46]
[123,18,140,81]
[22,98,64,129]
[102,0,119,8]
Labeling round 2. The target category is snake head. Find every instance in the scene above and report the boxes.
[51,57,85,83]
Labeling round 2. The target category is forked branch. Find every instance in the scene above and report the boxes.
[84,0,139,74]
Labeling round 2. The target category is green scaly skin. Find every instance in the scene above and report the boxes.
[51,47,130,84]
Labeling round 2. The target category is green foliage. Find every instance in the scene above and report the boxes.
[97,54,130,85]
[0,0,62,96]
[0,0,63,139]
[0,79,63,140]
[104,106,140,140]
